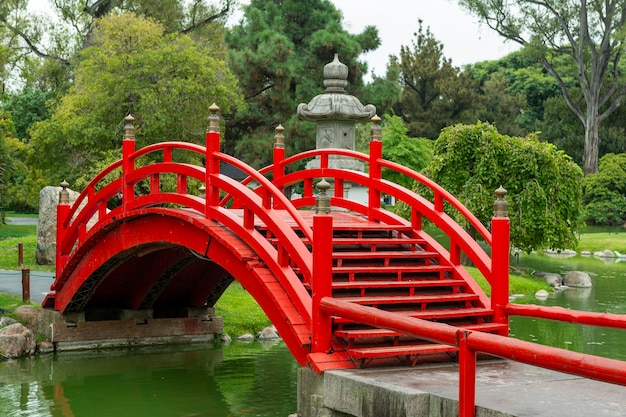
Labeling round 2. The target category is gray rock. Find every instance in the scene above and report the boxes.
[236,333,254,342]
[533,271,563,287]
[36,185,103,265]
[37,340,54,354]
[258,325,280,340]
[36,185,80,265]
[0,317,18,327]
[563,271,593,288]
[594,249,615,258]
[220,334,232,343]
[0,323,36,358]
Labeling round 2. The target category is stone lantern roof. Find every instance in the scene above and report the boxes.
[297,54,376,121]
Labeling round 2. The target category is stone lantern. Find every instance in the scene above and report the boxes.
[297,54,376,173]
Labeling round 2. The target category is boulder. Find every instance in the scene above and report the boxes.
[532,271,563,287]
[37,340,54,354]
[36,185,80,265]
[563,271,593,288]
[236,333,254,342]
[257,325,280,340]
[0,323,36,358]
[0,317,18,327]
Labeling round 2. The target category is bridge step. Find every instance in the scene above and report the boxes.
[332,307,496,325]
[335,293,479,306]
[330,278,467,290]
[347,343,458,367]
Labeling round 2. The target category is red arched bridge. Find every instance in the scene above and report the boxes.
[45,105,626,416]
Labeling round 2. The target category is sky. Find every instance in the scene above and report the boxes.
[332,0,519,78]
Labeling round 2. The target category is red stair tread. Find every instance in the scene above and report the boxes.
[331,279,467,289]
[332,265,454,274]
[333,307,495,324]
[333,250,439,258]
[336,293,479,305]
[348,343,457,359]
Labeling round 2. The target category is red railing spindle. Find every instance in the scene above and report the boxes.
[458,331,477,417]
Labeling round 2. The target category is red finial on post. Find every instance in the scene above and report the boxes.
[491,186,510,333]
[273,124,285,207]
[122,115,136,209]
[56,180,71,275]
[205,104,221,213]
[368,115,382,221]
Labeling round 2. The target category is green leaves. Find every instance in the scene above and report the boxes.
[582,153,626,225]
[27,13,244,186]
[424,122,584,252]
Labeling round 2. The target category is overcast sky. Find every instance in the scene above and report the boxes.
[332,0,519,78]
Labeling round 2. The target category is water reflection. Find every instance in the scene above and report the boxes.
[511,253,626,361]
[0,341,298,417]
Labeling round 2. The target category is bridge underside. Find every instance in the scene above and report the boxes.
[47,210,312,364]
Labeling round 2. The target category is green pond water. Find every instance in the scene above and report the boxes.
[2,252,625,416]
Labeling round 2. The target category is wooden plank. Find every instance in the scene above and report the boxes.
[332,307,495,324]
[333,250,439,259]
[332,265,453,274]
[348,343,457,359]
[331,279,466,289]
[336,293,479,305]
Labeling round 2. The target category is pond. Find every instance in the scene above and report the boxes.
[0,340,298,417]
[510,252,626,360]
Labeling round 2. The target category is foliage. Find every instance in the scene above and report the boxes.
[0,0,234,92]
[459,0,626,175]
[26,13,243,189]
[422,122,584,253]
[2,88,52,141]
[582,153,626,226]
[390,21,482,139]
[380,114,432,189]
[224,0,382,167]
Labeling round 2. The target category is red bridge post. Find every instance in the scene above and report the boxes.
[121,115,135,209]
[491,186,510,329]
[368,115,382,222]
[312,179,333,353]
[273,124,285,207]
[55,180,71,275]
[205,104,221,212]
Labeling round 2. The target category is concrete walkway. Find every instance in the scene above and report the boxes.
[318,360,626,416]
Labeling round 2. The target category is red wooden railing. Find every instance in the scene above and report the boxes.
[54,105,626,417]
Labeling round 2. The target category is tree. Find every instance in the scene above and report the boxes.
[0,0,233,92]
[26,13,243,188]
[582,153,626,225]
[224,0,381,167]
[390,20,482,139]
[380,114,432,190]
[423,122,584,253]
[459,0,626,175]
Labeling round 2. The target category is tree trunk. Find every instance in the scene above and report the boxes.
[583,109,600,175]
